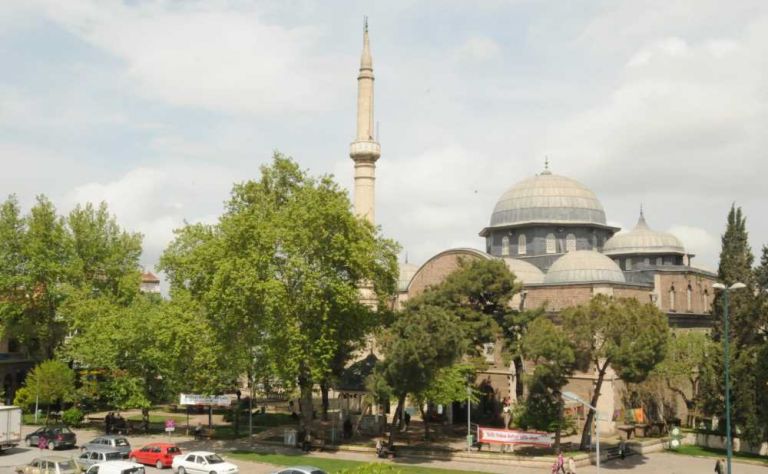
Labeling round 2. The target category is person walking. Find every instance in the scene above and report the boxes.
[551,450,565,474]
[567,456,576,474]
[714,458,725,474]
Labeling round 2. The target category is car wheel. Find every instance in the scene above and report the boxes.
[48,441,55,450]
[178,467,186,474]
[156,460,164,469]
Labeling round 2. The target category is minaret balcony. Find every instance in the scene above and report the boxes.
[349,140,381,159]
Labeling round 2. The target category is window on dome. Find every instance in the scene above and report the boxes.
[501,236,509,256]
[656,257,663,266]
[644,258,650,266]
[545,233,556,254]
[625,258,632,270]
[703,289,709,313]
[566,233,576,252]
[518,234,527,255]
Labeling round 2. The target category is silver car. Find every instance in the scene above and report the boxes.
[271,467,328,474]
[81,436,131,458]
[76,449,125,471]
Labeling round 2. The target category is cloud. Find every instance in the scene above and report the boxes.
[668,225,720,272]
[454,37,502,62]
[33,0,350,115]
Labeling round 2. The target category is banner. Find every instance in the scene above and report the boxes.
[179,393,232,406]
[476,426,553,446]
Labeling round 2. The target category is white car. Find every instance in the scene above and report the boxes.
[83,461,145,474]
[172,451,238,474]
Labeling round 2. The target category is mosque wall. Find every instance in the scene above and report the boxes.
[487,226,614,268]
[406,249,488,298]
[655,271,716,314]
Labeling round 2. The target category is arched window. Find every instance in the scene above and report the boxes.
[656,257,663,266]
[566,233,576,252]
[545,233,556,254]
[669,285,676,311]
[518,234,527,255]
[686,285,692,312]
[703,290,709,313]
[625,258,632,270]
[644,258,650,266]
[501,236,509,256]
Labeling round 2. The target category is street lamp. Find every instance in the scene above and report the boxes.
[712,281,746,474]
[562,391,601,474]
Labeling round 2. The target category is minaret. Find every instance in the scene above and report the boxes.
[349,18,381,224]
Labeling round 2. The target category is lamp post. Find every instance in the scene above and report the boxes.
[466,383,472,452]
[712,281,746,474]
[562,391,601,474]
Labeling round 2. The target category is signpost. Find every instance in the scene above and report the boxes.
[165,419,176,440]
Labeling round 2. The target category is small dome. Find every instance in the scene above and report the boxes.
[544,250,626,284]
[501,258,545,284]
[490,171,607,228]
[603,212,685,256]
[398,262,419,292]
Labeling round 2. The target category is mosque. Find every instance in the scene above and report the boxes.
[348,23,714,431]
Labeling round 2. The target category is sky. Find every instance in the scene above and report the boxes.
[1,0,767,285]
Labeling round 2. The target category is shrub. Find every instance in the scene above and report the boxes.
[338,463,401,474]
[62,407,84,427]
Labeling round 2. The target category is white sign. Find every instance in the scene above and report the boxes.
[477,426,554,446]
[179,393,231,406]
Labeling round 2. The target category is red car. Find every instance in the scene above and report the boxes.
[128,442,182,469]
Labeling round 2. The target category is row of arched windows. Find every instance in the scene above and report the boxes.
[668,284,710,313]
[501,233,577,256]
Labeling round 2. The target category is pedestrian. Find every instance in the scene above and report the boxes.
[404,411,411,429]
[555,450,565,474]
[567,457,576,474]
[502,396,511,429]
[105,412,113,434]
[194,422,203,440]
[38,434,47,451]
[714,458,725,474]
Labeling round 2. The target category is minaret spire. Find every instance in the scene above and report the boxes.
[350,17,381,224]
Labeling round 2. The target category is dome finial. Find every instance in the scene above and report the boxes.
[541,156,552,175]
[636,204,649,229]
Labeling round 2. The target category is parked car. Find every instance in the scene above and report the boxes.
[76,448,125,471]
[83,461,145,474]
[270,466,328,474]
[128,442,181,469]
[24,426,77,450]
[171,451,239,474]
[81,436,131,458]
[15,456,78,474]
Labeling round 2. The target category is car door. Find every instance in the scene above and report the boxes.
[77,451,90,469]
[180,454,197,473]
[150,446,162,464]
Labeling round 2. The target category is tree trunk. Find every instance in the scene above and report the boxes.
[579,362,608,451]
[208,405,213,430]
[554,393,564,451]
[320,382,330,421]
[513,356,525,400]
[419,403,430,441]
[388,394,406,448]
[299,382,314,434]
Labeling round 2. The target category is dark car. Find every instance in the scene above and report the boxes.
[25,426,77,450]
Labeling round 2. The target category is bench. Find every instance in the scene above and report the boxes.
[617,425,634,439]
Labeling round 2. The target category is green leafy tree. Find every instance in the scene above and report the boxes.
[14,360,76,417]
[518,316,575,449]
[376,304,467,442]
[413,363,477,438]
[561,295,669,450]
[159,154,399,432]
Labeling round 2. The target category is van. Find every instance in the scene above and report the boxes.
[83,461,145,474]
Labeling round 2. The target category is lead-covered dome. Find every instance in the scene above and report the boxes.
[544,250,626,284]
[603,213,685,256]
[489,171,607,228]
[502,258,545,284]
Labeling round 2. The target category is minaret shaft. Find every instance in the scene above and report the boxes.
[350,21,380,224]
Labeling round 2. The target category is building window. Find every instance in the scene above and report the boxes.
[546,233,556,254]
[669,285,676,311]
[656,257,663,266]
[644,258,650,265]
[686,285,692,312]
[625,258,632,270]
[703,290,709,313]
[483,343,495,363]
[501,236,509,256]
[566,233,576,252]
[518,234,527,255]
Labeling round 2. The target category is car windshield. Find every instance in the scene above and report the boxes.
[311,470,327,474]
[122,468,145,474]
[58,460,76,471]
[115,438,129,446]
[204,454,224,464]
[55,427,73,434]
[106,452,123,460]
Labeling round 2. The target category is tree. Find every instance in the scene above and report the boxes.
[14,360,75,418]
[413,363,477,439]
[376,304,467,442]
[518,316,575,449]
[159,153,399,432]
[561,295,669,450]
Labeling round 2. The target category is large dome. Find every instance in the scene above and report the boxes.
[501,258,545,284]
[544,250,626,284]
[490,171,607,228]
[603,213,685,256]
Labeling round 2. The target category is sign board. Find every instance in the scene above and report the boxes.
[179,393,231,407]
[476,426,553,446]
[164,419,176,432]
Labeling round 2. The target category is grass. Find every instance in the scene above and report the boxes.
[126,414,187,423]
[228,451,480,474]
[670,445,768,465]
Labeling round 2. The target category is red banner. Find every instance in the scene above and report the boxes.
[476,426,553,446]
